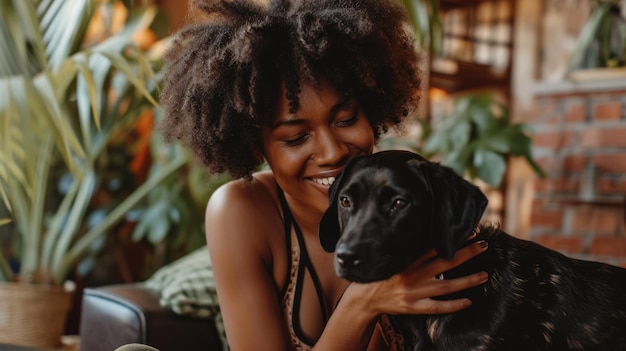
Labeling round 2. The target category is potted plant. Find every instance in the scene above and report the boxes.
[418,92,545,188]
[379,91,544,188]
[568,0,626,80]
[396,0,443,55]
[0,0,185,347]
[394,0,443,117]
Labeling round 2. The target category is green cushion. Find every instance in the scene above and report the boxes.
[144,246,228,350]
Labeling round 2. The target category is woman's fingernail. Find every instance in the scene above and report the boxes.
[478,272,489,283]
[478,240,488,249]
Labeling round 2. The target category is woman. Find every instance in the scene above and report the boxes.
[158,0,489,350]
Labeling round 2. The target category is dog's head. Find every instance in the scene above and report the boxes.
[318,150,488,282]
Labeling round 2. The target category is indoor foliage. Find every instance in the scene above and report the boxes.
[420,92,545,188]
[569,0,626,69]
[0,0,186,285]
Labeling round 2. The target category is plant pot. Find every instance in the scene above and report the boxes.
[567,67,626,82]
[0,281,75,347]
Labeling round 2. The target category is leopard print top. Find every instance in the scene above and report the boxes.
[277,187,406,351]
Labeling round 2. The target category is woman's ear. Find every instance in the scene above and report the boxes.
[424,163,488,259]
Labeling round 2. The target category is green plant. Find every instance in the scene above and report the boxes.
[128,127,231,272]
[396,0,443,55]
[0,0,186,285]
[418,92,545,188]
[390,1,543,188]
[569,0,626,69]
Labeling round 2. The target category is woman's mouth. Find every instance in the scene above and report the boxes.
[311,177,336,186]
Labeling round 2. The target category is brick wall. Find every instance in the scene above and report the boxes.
[529,80,626,267]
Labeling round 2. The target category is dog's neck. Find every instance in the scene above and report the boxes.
[436,225,482,281]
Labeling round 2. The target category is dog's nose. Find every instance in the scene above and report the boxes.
[336,244,365,269]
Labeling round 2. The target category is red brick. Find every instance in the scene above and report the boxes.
[535,156,557,174]
[533,234,584,254]
[534,175,581,195]
[570,208,619,233]
[564,102,587,123]
[581,127,626,148]
[596,177,626,193]
[531,209,564,230]
[593,101,622,121]
[533,178,552,193]
[590,236,626,257]
[532,198,546,212]
[531,130,575,150]
[562,154,587,172]
[556,176,580,193]
[532,101,559,122]
[532,131,557,149]
[599,90,626,99]
[546,115,561,125]
[536,179,560,194]
[590,153,626,173]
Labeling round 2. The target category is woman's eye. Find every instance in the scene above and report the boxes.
[391,199,408,210]
[339,196,351,208]
[283,134,309,146]
[335,114,358,127]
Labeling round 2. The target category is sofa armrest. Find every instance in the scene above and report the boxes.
[79,284,223,351]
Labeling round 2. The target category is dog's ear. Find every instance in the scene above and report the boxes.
[318,172,346,252]
[318,157,363,252]
[420,162,488,259]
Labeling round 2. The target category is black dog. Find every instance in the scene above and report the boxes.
[319,150,626,351]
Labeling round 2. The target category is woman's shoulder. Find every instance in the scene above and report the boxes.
[205,171,288,284]
[205,171,283,245]
[206,171,278,214]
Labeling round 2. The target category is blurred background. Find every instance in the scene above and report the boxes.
[0,0,625,343]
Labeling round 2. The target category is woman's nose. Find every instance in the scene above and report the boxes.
[314,129,349,165]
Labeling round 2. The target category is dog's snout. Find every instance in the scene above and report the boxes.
[336,243,367,269]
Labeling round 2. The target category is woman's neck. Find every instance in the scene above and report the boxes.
[283,194,326,239]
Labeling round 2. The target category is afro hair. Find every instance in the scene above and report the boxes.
[159,0,422,180]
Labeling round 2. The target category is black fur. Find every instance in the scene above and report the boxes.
[319,150,626,351]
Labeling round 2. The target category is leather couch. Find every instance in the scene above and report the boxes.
[79,284,224,351]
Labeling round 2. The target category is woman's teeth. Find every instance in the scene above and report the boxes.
[312,177,335,186]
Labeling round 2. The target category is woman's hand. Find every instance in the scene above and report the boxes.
[346,240,489,318]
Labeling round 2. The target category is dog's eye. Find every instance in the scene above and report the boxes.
[392,199,408,210]
[339,196,351,208]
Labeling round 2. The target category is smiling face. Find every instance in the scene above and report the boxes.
[261,79,375,216]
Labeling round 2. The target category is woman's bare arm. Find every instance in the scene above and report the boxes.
[314,242,489,351]
[206,181,295,351]
[206,181,489,351]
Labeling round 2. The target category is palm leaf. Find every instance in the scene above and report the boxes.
[397,0,443,54]
[58,155,188,283]
[20,135,53,279]
[49,170,97,282]
[0,0,172,285]
[0,0,40,76]
[568,1,613,69]
[39,0,96,70]
[32,74,86,169]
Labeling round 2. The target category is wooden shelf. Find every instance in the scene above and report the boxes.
[550,194,626,207]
